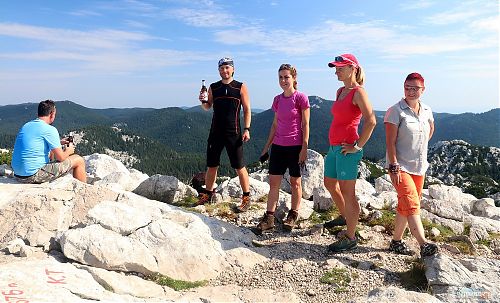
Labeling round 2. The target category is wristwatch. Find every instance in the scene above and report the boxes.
[353,141,362,151]
[244,127,250,132]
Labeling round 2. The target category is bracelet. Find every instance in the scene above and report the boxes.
[388,163,400,174]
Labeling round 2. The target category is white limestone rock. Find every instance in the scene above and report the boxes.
[313,186,332,211]
[84,153,129,181]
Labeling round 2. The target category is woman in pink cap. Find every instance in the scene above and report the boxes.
[324,54,376,252]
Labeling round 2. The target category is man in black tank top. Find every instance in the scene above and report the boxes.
[197,57,252,212]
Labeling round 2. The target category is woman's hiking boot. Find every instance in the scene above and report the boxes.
[196,191,214,205]
[389,240,415,256]
[283,209,299,232]
[323,215,347,228]
[235,195,251,213]
[253,213,275,235]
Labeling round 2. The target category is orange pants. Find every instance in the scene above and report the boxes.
[393,172,424,216]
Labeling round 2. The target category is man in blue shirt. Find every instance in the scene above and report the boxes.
[11,100,86,183]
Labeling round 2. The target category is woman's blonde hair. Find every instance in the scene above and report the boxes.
[278,63,298,89]
[355,65,365,86]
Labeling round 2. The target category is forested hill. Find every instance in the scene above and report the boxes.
[0,100,498,180]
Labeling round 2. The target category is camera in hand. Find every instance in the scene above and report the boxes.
[66,135,74,147]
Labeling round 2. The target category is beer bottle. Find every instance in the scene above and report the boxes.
[200,80,208,103]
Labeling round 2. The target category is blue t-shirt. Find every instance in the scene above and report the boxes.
[11,119,61,176]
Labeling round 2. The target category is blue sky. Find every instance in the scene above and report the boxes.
[0,0,498,113]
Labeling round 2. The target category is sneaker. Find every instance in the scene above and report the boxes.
[283,209,299,232]
[420,242,438,257]
[328,235,358,253]
[235,195,251,213]
[324,215,347,228]
[389,240,415,256]
[336,229,361,240]
[253,213,275,235]
[196,192,213,205]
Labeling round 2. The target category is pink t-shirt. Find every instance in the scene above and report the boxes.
[272,91,310,146]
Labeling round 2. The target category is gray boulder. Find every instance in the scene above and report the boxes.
[471,198,500,220]
[133,174,197,203]
[425,254,500,302]
[350,286,442,302]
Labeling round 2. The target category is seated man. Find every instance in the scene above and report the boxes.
[11,100,86,183]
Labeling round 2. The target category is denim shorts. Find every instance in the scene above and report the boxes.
[324,145,363,180]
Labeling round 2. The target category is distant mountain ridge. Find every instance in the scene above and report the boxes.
[0,99,498,181]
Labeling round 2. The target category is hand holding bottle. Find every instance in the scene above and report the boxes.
[200,79,208,104]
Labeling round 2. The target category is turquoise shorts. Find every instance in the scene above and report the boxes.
[324,146,363,180]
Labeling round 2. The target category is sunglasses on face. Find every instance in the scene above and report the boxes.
[404,85,424,92]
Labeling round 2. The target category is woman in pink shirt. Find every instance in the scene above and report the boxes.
[253,64,310,234]
[324,54,376,252]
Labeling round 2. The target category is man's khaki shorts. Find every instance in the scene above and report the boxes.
[16,158,73,184]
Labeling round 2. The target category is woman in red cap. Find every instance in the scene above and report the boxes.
[385,72,438,258]
[324,54,376,252]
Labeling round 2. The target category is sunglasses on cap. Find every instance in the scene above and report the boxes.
[334,56,357,67]
[218,57,234,68]
[279,63,296,71]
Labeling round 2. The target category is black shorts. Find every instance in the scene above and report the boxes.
[206,133,245,169]
[269,144,302,177]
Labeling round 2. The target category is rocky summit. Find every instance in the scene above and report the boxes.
[1,151,499,302]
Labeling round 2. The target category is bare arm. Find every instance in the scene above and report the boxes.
[385,122,398,164]
[51,144,75,162]
[385,122,401,184]
[429,120,434,140]
[299,107,310,163]
[241,83,251,142]
[262,114,277,155]
[353,88,376,148]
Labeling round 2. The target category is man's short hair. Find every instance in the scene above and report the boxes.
[38,100,56,117]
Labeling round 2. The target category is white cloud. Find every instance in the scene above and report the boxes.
[165,8,236,27]
[0,22,206,75]
[424,0,498,25]
[124,20,151,29]
[0,22,154,50]
[425,10,481,25]
[470,16,500,32]
[68,10,102,17]
[399,1,434,11]
[214,15,497,58]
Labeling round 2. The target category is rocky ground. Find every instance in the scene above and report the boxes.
[197,198,500,303]
[1,151,499,302]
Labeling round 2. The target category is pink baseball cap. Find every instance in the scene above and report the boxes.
[328,54,359,68]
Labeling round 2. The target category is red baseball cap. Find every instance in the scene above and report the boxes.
[328,54,359,68]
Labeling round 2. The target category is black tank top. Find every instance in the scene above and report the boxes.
[210,80,243,135]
